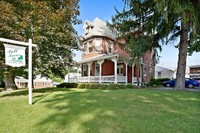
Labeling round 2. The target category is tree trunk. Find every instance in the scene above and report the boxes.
[3,66,18,90]
[136,63,140,88]
[174,15,190,90]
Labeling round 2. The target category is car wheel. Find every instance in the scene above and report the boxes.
[188,84,193,88]
[166,83,170,87]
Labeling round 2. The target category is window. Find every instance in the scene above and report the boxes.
[95,63,100,76]
[82,43,87,54]
[95,39,102,52]
[90,69,92,76]
[34,82,37,87]
[117,65,123,76]
[88,40,93,53]
[83,64,87,76]
[108,42,114,54]
[158,72,161,77]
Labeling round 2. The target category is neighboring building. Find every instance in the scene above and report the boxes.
[155,66,174,79]
[189,65,200,81]
[77,17,155,84]
[15,75,52,89]
[65,73,81,83]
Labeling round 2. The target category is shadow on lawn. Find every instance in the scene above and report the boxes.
[35,90,124,132]
[0,87,73,97]
[34,89,200,132]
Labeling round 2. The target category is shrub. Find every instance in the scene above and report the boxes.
[147,78,170,86]
[119,84,126,89]
[98,84,108,89]
[57,83,78,88]
[89,83,100,89]
[77,83,87,89]
[77,83,139,90]
[125,84,135,89]
[107,84,120,90]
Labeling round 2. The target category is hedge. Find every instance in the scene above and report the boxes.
[57,83,78,88]
[77,83,136,90]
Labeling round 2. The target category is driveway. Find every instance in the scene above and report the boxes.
[158,86,200,92]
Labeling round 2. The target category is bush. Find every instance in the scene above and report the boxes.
[125,84,135,89]
[119,84,127,89]
[57,83,78,88]
[107,84,120,90]
[77,83,87,89]
[0,80,5,88]
[147,78,170,86]
[77,83,138,90]
[89,83,100,89]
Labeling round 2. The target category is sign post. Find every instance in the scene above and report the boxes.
[28,39,32,105]
[0,37,37,105]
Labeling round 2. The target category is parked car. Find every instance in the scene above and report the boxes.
[162,78,199,88]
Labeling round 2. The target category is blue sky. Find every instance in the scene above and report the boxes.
[73,0,200,69]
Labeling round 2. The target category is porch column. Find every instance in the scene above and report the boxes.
[111,57,118,83]
[132,64,135,84]
[87,62,92,83]
[97,59,104,83]
[124,60,129,84]
[76,64,80,83]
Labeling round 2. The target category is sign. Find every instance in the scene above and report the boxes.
[4,44,26,67]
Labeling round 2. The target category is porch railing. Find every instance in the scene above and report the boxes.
[117,76,126,82]
[77,76,141,84]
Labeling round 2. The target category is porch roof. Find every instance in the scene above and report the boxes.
[77,54,119,64]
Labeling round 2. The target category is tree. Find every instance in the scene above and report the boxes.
[0,0,81,90]
[111,0,160,87]
[112,0,200,90]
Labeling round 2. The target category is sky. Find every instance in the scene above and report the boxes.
[73,0,200,70]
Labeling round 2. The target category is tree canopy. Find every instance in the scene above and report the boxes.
[0,0,81,90]
[112,0,200,89]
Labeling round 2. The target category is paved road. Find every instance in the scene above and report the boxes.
[158,87,200,92]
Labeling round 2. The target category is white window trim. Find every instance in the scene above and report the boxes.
[95,38,102,53]
[88,39,93,53]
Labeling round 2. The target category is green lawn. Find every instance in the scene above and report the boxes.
[0,88,200,133]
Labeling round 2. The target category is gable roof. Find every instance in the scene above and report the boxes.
[189,65,200,68]
[155,65,173,72]
[82,17,116,40]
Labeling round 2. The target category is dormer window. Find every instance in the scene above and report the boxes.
[85,26,94,35]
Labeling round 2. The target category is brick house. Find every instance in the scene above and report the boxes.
[189,65,200,81]
[77,17,154,84]
[15,75,52,89]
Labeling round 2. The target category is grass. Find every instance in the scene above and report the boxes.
[0,87,200,133]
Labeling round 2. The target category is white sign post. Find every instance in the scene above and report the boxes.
[0,37,37,105]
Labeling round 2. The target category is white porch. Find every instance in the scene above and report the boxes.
[77,54,142,84]
[78,76,141,84]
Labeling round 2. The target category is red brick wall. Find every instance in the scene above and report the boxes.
[34,82,52,89]
[142,50,155,83]
[81,37,131,60]
[114,43,130,58]
[190,68,200,73]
